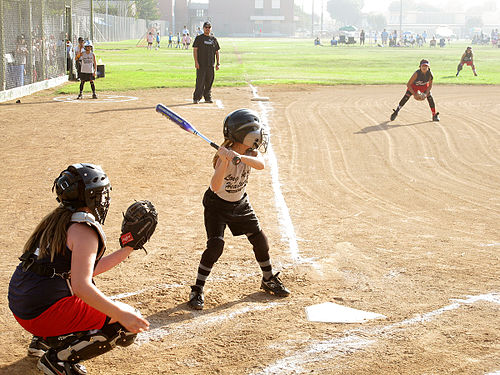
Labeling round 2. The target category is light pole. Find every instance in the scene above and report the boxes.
[399,0,402,40]
[90,0,93,42]
[311,0,314,37]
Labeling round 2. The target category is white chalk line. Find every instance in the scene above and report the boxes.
[136,302,282,345]
[251,292,500,375]
[53,94,138,103]
[249,84,318,268]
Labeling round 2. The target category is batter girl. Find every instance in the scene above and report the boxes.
[456,46,477,77]
[188,109,290,310]
[8,163,149,375]
[76,41,97,99]
[390,59,439,122]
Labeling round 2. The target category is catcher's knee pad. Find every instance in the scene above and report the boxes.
[201,237,225,266]
[248,231,270,261]
[51,324,136,363]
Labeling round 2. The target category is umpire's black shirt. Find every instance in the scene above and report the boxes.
[193,34,220,67]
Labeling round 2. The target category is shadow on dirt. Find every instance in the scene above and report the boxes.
[91,102,195,114]
[144,291,277,331]
[354,120,430,134]
[0,356,39,374]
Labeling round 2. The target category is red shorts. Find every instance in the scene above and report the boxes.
[464,61,473,66]
[14,295,107,337]
[410,83,429,93]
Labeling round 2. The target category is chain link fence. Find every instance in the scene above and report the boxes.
[1,0,167,93]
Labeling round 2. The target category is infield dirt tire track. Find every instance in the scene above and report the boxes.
[0,85,498,375]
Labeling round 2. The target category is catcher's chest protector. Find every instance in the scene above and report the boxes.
[71,212,107,259]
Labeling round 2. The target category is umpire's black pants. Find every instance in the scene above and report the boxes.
[193,65,215,101]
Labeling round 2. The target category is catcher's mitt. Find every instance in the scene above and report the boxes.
[119,200,158,251]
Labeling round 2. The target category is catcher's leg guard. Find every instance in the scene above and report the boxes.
[46,323,136,363]
[200,237,225,267]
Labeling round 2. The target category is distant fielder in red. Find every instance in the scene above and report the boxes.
[390,59,439,122]
[456,46,478,77]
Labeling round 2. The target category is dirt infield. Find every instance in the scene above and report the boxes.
[0,84,499,375]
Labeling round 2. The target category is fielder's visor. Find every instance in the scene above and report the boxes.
[420,59,430,66]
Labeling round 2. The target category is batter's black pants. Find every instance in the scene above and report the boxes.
[193,66,215,101]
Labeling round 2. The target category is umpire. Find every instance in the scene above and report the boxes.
[192,21,220,104]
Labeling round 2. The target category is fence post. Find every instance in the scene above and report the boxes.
[89,0,93,42]
[0,0,5,91]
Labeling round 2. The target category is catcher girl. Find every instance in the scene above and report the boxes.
[8,163,156,375]
[188,109,290,310]
[456,46,478,77]
[390,59,439,122]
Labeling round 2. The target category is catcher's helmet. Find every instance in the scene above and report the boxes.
[223,109,269,152]
[53,163,111,224]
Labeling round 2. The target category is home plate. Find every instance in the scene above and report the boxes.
[251,96,270,101]
[305,302,386,323]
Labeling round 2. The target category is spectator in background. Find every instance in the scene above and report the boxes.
[429,36,436,47]
[381,29,388,45]
[196,27,203,36]
[156,31,161,49]
[422,30,427,43]
[183,25,189,37]
[359,29,365,45]
[168,32,173,48]
[14,35,28,87]
[176,32,181,48]
[66,39,74,74]
[74,37,84,80]
[314,36,321,46]
[146,32,154,50]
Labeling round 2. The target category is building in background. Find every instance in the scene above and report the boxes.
[158,0,294,37]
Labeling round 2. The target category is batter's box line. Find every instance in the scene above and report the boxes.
[53,95,138,103]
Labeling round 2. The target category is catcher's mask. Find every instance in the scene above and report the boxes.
[223,108,269,153]
[53,163,111,224]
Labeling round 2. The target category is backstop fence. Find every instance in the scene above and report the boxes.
[0,0,167,94]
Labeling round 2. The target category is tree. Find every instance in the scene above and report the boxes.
[327,0,363,26]
[465,16,483,30]
[131,0,161,20]
[366,13,387,31]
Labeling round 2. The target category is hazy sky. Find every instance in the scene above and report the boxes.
[295,0,498,14]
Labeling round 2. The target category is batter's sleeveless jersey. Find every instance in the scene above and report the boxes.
[413,69,433,86]
[214,159,252,202]
[80,51,95,74]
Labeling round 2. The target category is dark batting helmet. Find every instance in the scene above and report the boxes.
[223,109,269,152]
[53,163,111,224]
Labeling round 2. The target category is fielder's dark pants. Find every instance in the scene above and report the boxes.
[193,66,215,101]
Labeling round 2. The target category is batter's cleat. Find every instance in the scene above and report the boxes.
[76,94,82,100]
[193,99,199,104]
[38,350,87,375]
[390,109,399,121]
[204,99,213,103]
[261,272,290,297]
[92,93,98,99]
[188,285,204,310]
[433,112,440,122]
[28,336,50,357]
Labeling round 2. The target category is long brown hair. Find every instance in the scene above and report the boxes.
[212,139,233,168]
[22,206,73,261]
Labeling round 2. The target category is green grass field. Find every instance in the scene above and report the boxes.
[58,38,500,94]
